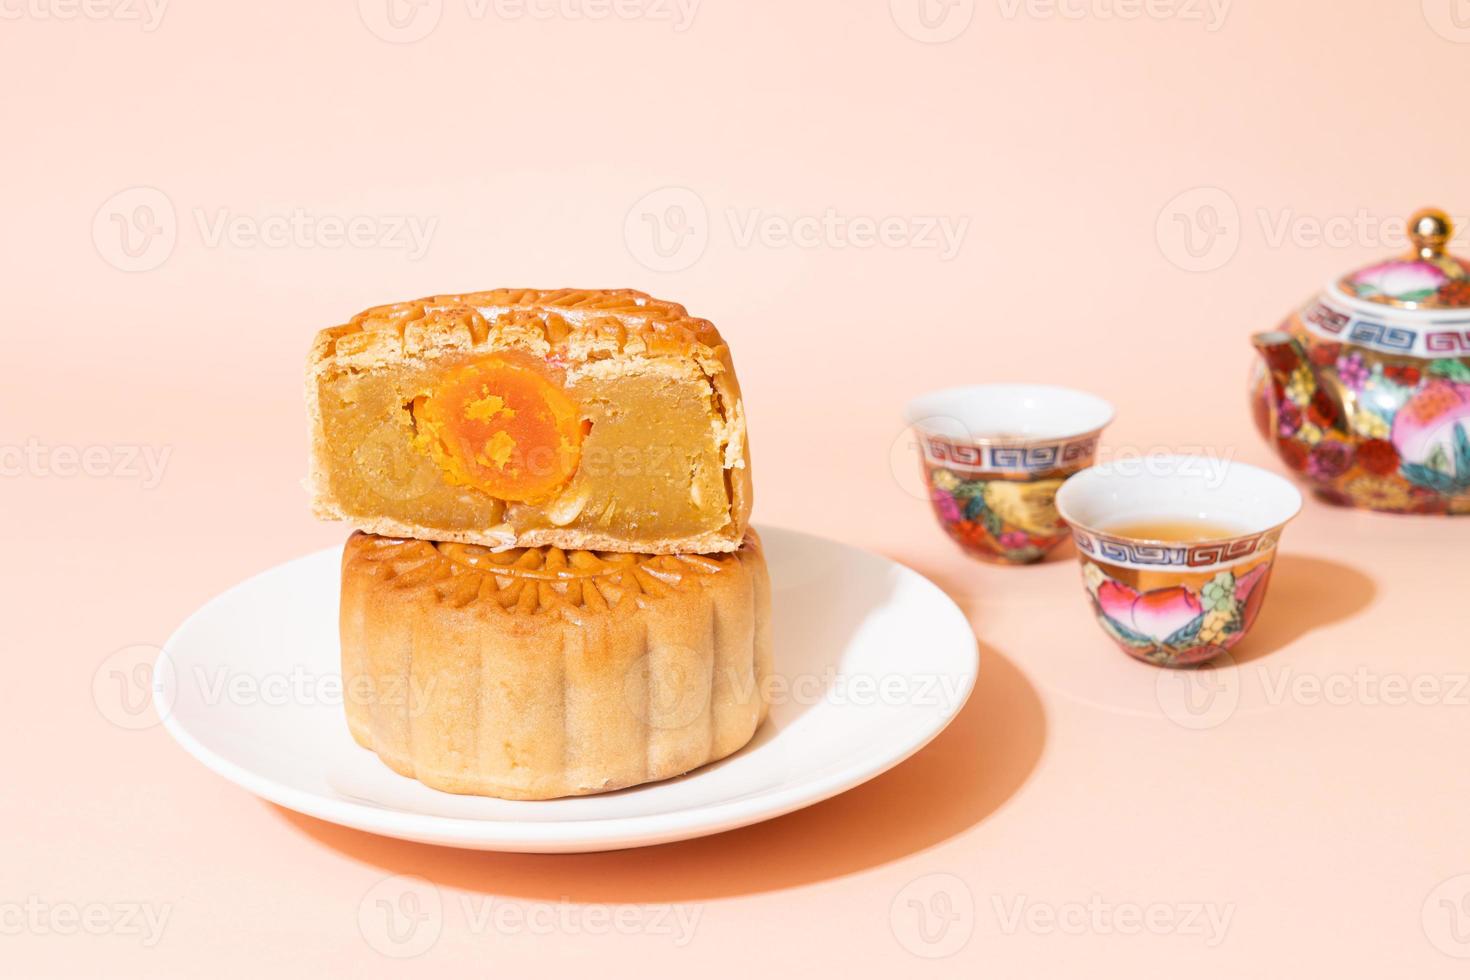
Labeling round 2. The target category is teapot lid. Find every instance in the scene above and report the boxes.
[1336,208,1470,310]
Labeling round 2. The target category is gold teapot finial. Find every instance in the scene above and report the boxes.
[1408,207,1452,259]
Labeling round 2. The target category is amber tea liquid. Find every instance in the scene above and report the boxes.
[1103,518,1247,542]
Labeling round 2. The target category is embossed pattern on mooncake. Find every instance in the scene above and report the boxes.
[338,530,772,799]
[352,534,742,616]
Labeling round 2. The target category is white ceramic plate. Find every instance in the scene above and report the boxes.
[157,526,978,853]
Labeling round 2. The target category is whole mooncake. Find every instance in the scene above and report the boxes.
[307,288,751,554]
[338,530,772,800]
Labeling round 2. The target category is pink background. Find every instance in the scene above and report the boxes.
[8,0,1470,974]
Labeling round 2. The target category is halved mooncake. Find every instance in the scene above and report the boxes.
[307,288,751,554]
[339,530,772,799]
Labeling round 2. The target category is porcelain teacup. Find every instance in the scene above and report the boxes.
[1055,455,1303,667]
[905,384,1114,564]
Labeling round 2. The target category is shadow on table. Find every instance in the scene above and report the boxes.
[1230,554,1376,665]
[275,642,1044,901]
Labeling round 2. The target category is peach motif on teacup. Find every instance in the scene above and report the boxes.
[1078,554,1274,667]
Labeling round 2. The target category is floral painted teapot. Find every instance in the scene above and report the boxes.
[1251,207,1470,514]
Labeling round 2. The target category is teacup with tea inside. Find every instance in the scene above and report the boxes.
[1055,457,1302,667]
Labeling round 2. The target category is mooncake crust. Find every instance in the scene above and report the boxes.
[339,529,772,800]
[307,288,752,554]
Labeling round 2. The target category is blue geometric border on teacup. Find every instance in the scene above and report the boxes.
[919,433,1100,474]
[1070,527,1283,569]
